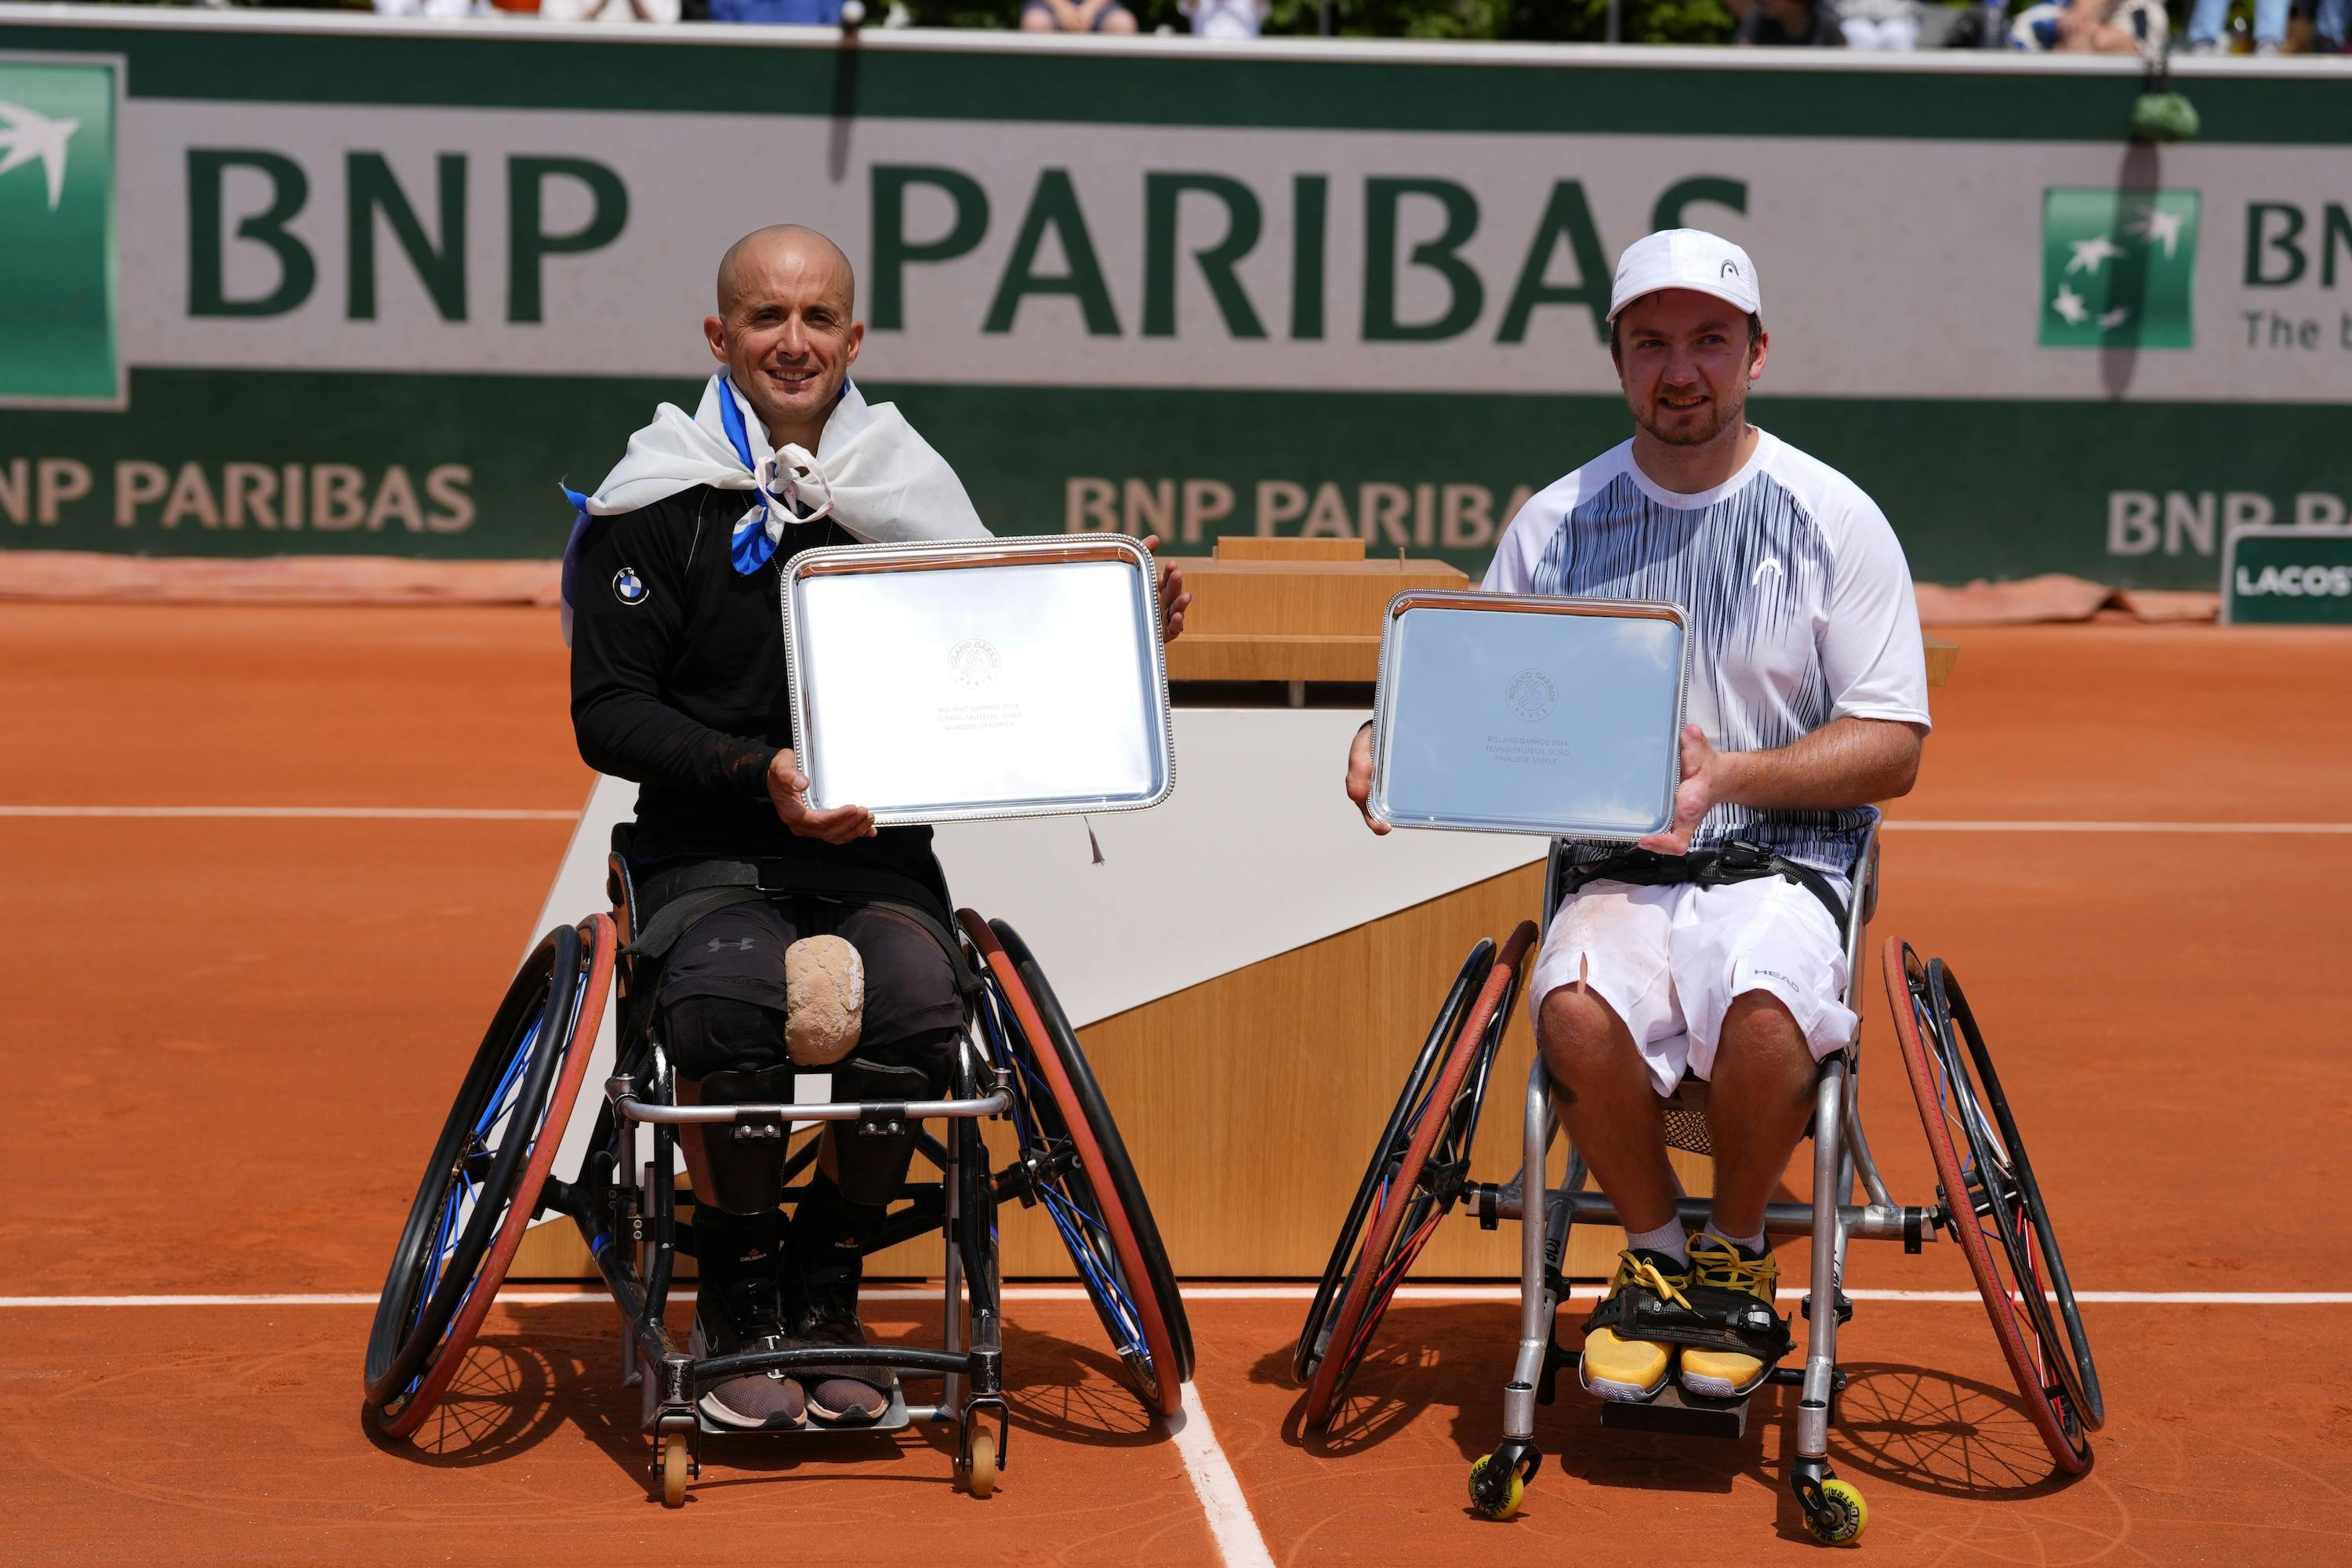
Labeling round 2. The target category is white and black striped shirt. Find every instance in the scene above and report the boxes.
[1483,430,1931,877]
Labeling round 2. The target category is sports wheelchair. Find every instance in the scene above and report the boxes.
[361,834,1192,1506]
[1293,815,2103,1544]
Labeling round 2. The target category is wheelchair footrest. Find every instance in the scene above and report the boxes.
[1598,1384,1748,1439]
[695,1385,914,1438]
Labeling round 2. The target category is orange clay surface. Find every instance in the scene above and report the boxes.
[5,604,2352,1565]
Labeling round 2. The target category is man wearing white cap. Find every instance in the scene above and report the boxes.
[1346,229,1930,1406]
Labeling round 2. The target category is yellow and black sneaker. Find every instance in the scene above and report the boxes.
[1679,1235,1789,1400]
[1577,1249,1693,1403]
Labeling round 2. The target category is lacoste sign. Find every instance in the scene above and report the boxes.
[0,57,118,407]
[2221,528,2352,626]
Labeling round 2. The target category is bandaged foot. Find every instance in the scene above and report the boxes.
[785,936,864,1065]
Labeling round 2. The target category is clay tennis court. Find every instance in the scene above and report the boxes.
[7,602,2350,1565]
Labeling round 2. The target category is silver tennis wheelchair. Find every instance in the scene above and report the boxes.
[361,837,1192,1507]
[1294,813,2103,1544]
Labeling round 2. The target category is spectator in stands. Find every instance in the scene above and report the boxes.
[372,0,477,16]
[1181,0,1271,36]
[1737,0,1846,44]
[2009,0,2166,53]
[540,0,685,20]
[1837,0,1920,47]
[706,0,845,19]
[2321,0,2351,53]
[1022,0,1140,30]
[2183,0,2284,53]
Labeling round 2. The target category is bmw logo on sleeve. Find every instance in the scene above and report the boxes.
[612,567,649,606]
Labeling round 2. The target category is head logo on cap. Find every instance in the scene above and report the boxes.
[1607,228,1764,324]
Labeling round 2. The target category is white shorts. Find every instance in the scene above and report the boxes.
[1526,876,1856,1098]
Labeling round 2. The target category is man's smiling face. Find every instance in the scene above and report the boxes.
[705,227,863,447]
[1610,288,1766,452]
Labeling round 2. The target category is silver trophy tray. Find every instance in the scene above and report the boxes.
[782,535,1174,826]
[1369,590,1690,840]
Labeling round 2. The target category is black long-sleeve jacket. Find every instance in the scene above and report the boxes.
[568,483,938,879]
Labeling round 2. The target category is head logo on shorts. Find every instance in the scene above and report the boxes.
[0,63,121,407]
[612,567,649,605]
[2039,188,2199,350]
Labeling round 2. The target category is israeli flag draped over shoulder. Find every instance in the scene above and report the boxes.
[557,372,988,642]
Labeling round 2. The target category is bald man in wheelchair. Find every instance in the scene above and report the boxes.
[1346,229,1931,1406]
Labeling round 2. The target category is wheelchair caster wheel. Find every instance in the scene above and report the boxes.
[1801,1478,1866,1546]
[659,1433,691,1509]
[1466,1454,1525,1521]
[964,1430,998,1500]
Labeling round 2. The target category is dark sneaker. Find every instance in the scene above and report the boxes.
[689,1306,808,1430]
[796,1300,894,1425]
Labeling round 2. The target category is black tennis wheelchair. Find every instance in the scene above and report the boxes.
[1294,815,2103,1544]
[361,833,1192,1506]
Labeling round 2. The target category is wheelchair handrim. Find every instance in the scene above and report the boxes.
[364,917,611,1430]
[994,920,1193,1379]
[962,910,1185,1418]
[1885,938,2096,1473]
[1930,960,2104,1432]
[1294,939,1494,1385]
[1303,921,1534,1432]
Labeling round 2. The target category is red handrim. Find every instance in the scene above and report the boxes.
[959,909,1185,1418]
[379,913,613,1441]
[1882,935,2092,1475]
[1302,920,1537,1432]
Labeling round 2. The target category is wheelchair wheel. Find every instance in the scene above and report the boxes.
[960,910,1190,1417]
[1299,920,1537,1432]
[362,915,613,1439]
[1294,937,1496,1385]
[1884,938,2103,1475]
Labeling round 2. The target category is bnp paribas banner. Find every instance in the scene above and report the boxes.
[2,12,2348,588]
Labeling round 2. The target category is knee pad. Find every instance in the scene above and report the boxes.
[664,995,786,1081]
[681,1064,797,1216]
[786,935,864,1066]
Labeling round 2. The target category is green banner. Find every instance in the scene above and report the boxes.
[0,57,118,405]
[2,13,2348,590]
[2223,529,2352,625]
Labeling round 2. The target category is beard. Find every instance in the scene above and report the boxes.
[1634,387,1744,448]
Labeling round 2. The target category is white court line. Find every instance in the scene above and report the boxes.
[0,805,579,821]
[7,1287,2351,1308]
[7,807,2352,834]
[1174,1383,1278,1568]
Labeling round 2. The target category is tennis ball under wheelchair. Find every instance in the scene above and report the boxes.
[785,936,864,1066]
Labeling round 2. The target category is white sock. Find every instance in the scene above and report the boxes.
[1701,1223,1767,1256]
[1625,1218,1689,1265]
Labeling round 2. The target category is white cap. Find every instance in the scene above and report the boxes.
[1607,229,1762,324]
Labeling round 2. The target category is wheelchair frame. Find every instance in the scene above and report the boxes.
[365,838,1191,1509]
[1463,815,1932,1534]
[539,849,1017,1504]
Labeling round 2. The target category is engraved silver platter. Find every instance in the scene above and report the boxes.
[1369,590,1690,840]
[782,535,1175,826]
